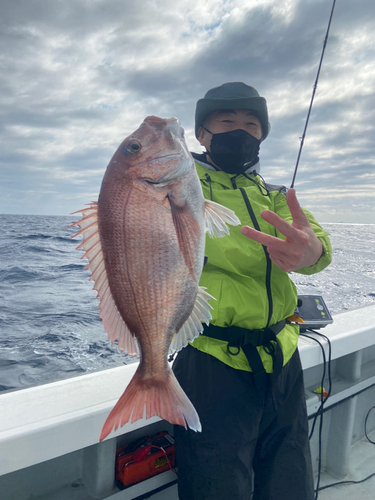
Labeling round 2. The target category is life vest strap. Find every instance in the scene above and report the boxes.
[202,320,286,391]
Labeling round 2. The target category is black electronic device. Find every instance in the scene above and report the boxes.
[295,295,333,332]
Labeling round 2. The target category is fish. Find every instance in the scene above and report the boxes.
[70,116,240,441]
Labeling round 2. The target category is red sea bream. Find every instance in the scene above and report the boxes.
[71,116,240,441]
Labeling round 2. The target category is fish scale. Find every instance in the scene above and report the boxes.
[110,191,182,334]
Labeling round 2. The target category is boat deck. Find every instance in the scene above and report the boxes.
[318,429,375,500]
[138,429,375,500]
[26,432,375,500]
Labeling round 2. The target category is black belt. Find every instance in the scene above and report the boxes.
[202,320,286,392]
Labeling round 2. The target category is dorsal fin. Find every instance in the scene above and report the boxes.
[70,203,138,356]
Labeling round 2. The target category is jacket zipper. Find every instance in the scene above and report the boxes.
[236,182,273,329]
[206,173,273,328]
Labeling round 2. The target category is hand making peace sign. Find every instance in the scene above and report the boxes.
[240,189,323,273]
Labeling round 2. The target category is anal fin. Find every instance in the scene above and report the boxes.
[169,286,214,352]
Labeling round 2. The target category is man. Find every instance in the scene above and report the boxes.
[173,82,332,500]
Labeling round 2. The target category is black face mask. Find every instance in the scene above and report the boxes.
[203,127,260,175]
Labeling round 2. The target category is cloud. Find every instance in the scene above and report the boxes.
[0,0,374,222]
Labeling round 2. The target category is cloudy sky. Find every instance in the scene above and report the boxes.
[0,0,374,223]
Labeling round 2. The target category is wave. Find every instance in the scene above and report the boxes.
[58,263,87,271]
[17,234,77,243]
[0,267,45,283]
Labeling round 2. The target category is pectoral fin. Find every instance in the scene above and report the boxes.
[170,198,201,279]
[204,199,241,237]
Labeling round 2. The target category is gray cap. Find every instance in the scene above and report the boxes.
[195,82,270,139]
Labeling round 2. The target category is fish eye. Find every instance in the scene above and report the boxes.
[125,140,142,155]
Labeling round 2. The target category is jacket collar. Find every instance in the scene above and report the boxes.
[191,151,261,175]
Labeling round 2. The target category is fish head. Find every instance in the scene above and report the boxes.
[106,116,193,186]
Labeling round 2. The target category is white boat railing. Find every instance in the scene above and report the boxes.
[1,303,375,499]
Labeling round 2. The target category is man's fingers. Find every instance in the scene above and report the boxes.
[242,190,321,271]
[243,191,310,243]
[260,210,297,240]
[241,225,291,250]
[286,189,310,228]
[268,256,290,273]
[240,225,279,247]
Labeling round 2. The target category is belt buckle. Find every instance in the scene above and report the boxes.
[245,329,264,347]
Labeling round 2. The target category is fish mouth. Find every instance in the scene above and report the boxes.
[146,153,182,163]
[141,169,180,186]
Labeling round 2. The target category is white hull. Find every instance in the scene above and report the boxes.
[1,304,375,499]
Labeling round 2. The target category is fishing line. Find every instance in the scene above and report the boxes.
[290,0,337,188]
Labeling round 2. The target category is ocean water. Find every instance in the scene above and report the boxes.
[0,214,374,393]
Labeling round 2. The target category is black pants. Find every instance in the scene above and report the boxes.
[173,346,314,500]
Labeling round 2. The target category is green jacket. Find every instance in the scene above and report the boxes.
[191,159,332,373]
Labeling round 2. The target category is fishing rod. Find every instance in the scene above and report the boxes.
[290,0,337,189]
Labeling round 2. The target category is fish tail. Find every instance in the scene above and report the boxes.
[99,366,201,441]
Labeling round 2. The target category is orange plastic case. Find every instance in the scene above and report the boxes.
[116,431,176,487]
